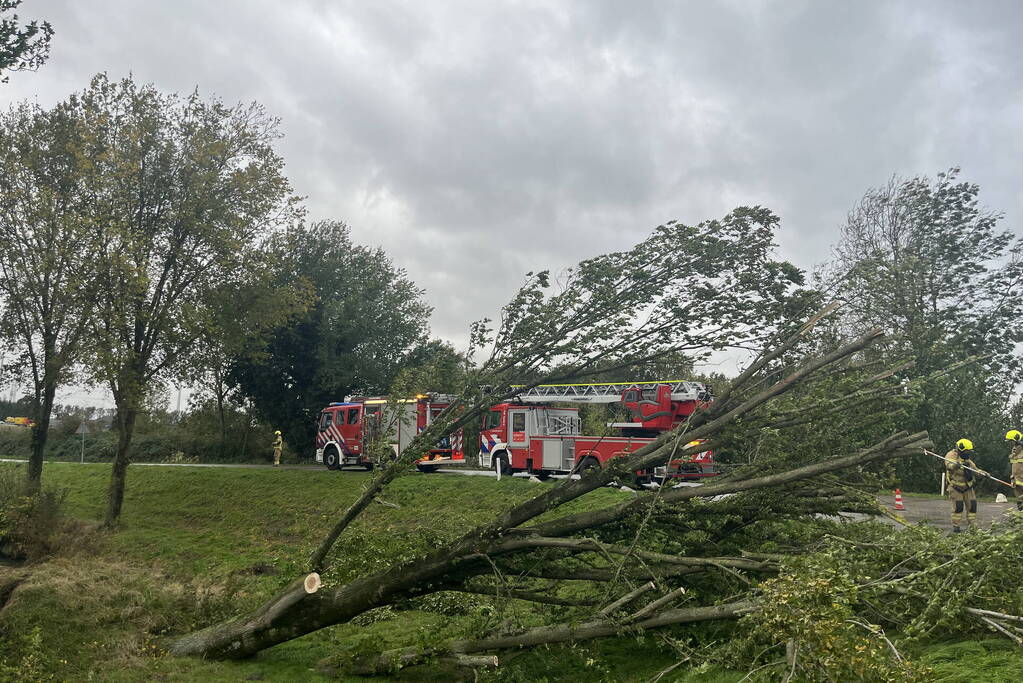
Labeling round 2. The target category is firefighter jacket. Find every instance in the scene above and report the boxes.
[1010,444,1023,486]
[945,450,982,492]
[272,435,283,450]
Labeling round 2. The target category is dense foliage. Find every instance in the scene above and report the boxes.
[228,220,433,451]
[0,0,51,83]
[824,169,1023,489]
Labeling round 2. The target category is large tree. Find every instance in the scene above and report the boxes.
[825,169,1023,485]
[0,0,52,82]
[0,98,100,488]
[228,219,431,452]
[72,74,300,526]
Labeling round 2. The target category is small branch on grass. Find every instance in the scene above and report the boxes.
[740,551,790,562]
[598,581,656,617]
[784,639,799,683]
[373,498,401,509]
[978,616,1023,646]
[644,657,690,683]
[348,600,757,676]
[964,608,1023,625]
[624,587,687,623]
[449,584,596,607]
[500,563,705,583]
[492,536,777,574]
[737,659,786,683]
[845,619,904,662]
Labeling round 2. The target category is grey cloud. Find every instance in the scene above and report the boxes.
[4,0,1022,349]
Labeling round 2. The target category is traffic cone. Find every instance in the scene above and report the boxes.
[893,488,906,511]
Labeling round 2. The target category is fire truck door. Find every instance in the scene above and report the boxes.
[397,403,418,453]
[509,410,528,447]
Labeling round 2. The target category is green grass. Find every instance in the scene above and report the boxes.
[2,462,716,681]
[917,639,1023,681]
[3,462,1016,681]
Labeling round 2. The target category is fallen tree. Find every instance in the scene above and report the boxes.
[171,329,929,663]
[170,210,934,672]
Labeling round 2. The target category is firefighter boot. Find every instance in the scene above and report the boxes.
[967,498,978,530]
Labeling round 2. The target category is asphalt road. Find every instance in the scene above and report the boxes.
[876,493,1019,531]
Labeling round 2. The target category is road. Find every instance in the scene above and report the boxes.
[876,493,1017,531]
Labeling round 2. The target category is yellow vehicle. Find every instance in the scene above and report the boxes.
[3,416,35,427]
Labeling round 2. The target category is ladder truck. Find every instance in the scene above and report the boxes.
[478,380,716,482]
[314,394,464,471]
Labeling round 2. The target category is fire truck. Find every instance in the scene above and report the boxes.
[314,394,464,471]
[478,381,716,482]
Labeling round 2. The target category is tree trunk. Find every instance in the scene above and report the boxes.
[215,367,227,460]
[105,402,138,527]
[26,379,57,490]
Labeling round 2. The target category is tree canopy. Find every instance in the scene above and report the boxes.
[228,219,432,451]
[0,0,52,82]
[61,74,301,524]
[0,98,103,487]
[825,169,1023,485]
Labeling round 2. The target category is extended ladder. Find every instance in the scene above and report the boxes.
[510,380,709,404]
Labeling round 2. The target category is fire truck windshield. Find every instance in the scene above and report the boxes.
[484,410,501,430]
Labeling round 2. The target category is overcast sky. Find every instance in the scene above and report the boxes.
[4,0,1022,404]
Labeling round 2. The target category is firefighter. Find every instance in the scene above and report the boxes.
[271,430,283,467]
[1006,430,1023,511]
[945,438,987,532]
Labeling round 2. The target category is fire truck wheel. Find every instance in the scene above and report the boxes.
[533,470,551,481]
[363,462,374,471]
[579,456,601,474]
[324,447,341,471]
[492,453,511,476]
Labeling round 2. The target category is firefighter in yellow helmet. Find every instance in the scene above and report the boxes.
[1006,430,1023,511]
[271,430,283,467]
[945,438,987,532]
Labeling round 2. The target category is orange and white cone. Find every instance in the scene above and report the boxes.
[893,488,906,511]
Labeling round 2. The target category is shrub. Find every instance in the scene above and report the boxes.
[0,469,68,562]
[0,429,30,458]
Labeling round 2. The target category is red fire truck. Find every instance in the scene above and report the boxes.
[478,381,716,482]
[315,394,464,471]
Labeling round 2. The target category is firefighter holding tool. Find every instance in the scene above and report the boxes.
[945,438,987,532]
[271,430,283,467]
[1006,430,1023,511]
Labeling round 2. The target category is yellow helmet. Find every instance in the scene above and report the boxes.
[956,438,974,452]
[274,430,281,435]
[1007,430,1023,442]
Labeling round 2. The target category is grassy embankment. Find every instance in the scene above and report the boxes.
[0,463,738,682]
[0,462,1018,681]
